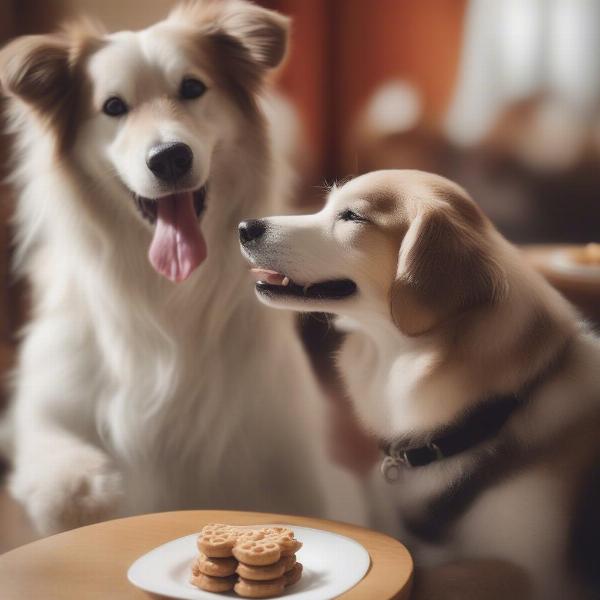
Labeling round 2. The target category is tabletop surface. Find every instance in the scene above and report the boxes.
[0,510,413,600]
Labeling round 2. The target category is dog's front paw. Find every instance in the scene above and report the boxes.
[10,448,123,535]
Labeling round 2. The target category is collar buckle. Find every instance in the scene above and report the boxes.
[381,455,404,483]
[380,439,413,483]
[381,440,446,481]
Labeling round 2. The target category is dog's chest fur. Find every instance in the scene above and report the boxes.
[339,325,600,599]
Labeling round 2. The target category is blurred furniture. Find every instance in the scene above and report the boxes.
[0,510,414,600]
[443,0,600,244]
[523,245,600,326]
[446,0,600,148]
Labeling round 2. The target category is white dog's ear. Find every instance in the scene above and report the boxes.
[0,18,102,105]
[171,1,288,108]
[172,0,289,72]
[0,35,71,108]
[0,21,102,148]
[390,207,507,336]
[216,0,289,70]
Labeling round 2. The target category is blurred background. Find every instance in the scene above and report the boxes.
[1,0,599,550]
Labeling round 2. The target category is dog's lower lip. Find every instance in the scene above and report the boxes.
[255,277,357,300]
[133,185,207,225]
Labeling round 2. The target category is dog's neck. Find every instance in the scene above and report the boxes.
[337,249,577,439]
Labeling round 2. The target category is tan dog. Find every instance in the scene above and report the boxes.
[239,169,600,599]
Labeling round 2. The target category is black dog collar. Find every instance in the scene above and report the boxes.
[380,392,521,482]
[380,347,568,483]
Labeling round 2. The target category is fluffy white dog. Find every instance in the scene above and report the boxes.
[0,0,365,535]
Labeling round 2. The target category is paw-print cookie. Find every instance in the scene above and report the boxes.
[191,523,303,598]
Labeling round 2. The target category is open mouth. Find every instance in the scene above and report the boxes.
[132,185,209,283]
[251,269,357,300]
[133,186,207,225]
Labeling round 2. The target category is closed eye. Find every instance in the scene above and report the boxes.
[338,209,369,223]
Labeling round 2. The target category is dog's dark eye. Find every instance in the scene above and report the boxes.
[103,97,128,117]
[339,209,368,223]
[180,78,207,100]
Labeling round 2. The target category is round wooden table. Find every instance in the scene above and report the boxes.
[0,510,413,599]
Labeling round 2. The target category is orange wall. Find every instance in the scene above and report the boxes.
[263,0,466,178]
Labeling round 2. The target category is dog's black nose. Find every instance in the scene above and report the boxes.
[146,142,193,182]
[239,220,266,244]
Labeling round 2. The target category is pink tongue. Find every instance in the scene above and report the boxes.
[148,192,207,282]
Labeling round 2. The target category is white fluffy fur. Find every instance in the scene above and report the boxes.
[3,4,366,535]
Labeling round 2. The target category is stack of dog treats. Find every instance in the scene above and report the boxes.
[191,523,303,598]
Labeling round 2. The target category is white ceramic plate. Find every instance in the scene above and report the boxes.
[128,524,371,600]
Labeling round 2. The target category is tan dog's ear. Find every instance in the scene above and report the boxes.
[0,35,71,108]
[216,0,289,70]
[391,208,506,336]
